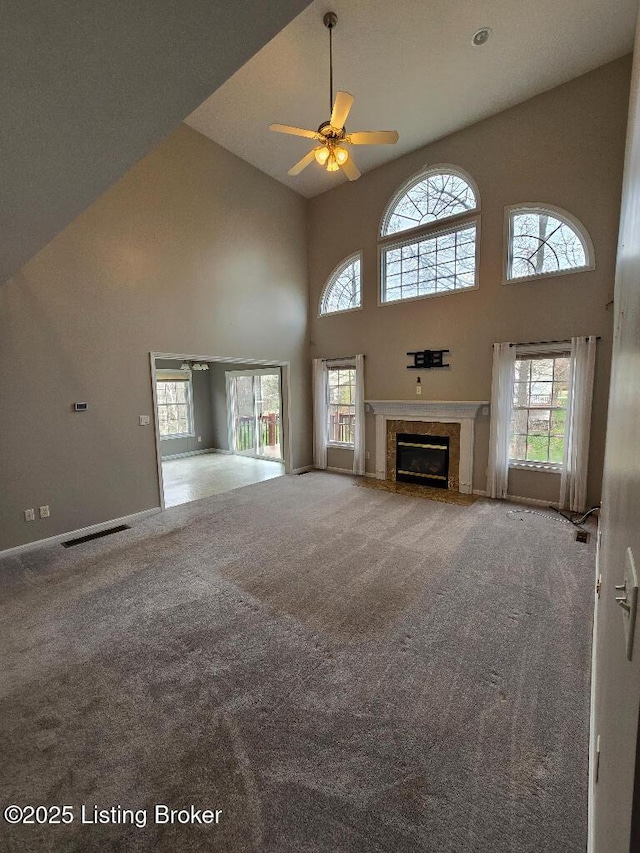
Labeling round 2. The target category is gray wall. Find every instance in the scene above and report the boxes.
[308,58,631,505]
[591,18,640,852]
[156,359,215,458]
[0,125,311,551]
[0,0,312,284]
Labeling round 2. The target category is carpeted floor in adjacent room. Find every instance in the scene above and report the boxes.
[0,472,594,853]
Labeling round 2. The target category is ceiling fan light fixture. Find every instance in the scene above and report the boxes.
[335,147,349,166]
[326,152,340,172]
[269,11,398,181]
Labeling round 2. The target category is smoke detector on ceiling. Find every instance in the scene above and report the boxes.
[472,27,492,47]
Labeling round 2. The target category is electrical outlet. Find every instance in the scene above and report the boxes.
[416,385,422,396]
[482,406,489,416]
[197,436,202,443]
[139,415,150,426]
[24,509,35,522]
[365,451,370,460]
[39,505,50,519]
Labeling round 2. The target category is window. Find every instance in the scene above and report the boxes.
[379,165,480,304]
[319,253,361,315]
[156,371,194,439]
[327,366,356,446]
[509,354,570,469]
[506,204,594,282]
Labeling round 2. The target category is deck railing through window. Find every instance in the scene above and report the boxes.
[328,412,355,444]
[236,414,280,452]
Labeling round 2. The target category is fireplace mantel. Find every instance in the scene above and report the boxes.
[365,400,489,494]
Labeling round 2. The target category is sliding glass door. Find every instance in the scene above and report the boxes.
[226,369,282,461]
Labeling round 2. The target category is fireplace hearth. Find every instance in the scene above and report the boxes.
[396,433,450,489]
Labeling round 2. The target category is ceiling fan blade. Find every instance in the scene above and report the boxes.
[340,155,361,182]
[270,123,321,140]
[347,130,399,145]
[288,148,318,176]
[330,91,355,131]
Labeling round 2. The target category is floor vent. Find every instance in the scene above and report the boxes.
[62,524,130,548]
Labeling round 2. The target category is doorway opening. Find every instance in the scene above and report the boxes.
[151,354,289,509]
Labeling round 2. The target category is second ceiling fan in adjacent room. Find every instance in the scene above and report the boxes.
[269,11,399,181]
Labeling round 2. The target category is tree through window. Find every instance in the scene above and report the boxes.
[320,254,361,315]
[379,166,480,304]
[381,170,478,236]
[327,367,355,446]
[507,205,593,281]
[510,355,570,466]
[156,372,194,439]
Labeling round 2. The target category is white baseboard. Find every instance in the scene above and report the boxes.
[0,507,162,559]
[473,489,559,509]
[162,448,228,460]
[507,494,559,509]
[326,466,355,475]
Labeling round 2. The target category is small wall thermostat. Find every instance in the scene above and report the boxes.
[73,402,88,412]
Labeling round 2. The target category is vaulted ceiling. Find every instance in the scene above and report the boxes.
[1,0,313,284]
[186,0,637,198]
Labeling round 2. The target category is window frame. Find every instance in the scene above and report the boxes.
[318,252,363,318]
[378,215,481,306]
[155,370,195,441]
[503,203,595,285]
[378,164,481,306]
[326,362,356,449]
[509,346,571,473]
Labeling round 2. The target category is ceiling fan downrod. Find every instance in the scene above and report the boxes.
[324,12,338,116]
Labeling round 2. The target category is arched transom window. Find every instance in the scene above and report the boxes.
[506,204,594,282]
[319,253,362,316]
[379,166,480,304]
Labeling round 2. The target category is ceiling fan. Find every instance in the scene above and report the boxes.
[269,11,399,181]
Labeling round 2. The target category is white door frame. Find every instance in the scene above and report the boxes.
[225,368,284,462]
[150,352,293,510]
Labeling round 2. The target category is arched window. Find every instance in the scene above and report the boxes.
[379,165,480,304]
[319,253,362,316]
[506,204,594,282]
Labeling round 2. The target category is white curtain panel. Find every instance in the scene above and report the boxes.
[312,358,328,470]
[560,336,597,513]
[487,342,516,499]
[353,354,366,476]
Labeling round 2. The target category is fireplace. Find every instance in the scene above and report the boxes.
[396,433,450,489]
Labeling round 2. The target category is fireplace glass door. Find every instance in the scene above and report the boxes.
[396,433,450,488]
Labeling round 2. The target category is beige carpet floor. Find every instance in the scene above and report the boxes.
[0,472,594,852]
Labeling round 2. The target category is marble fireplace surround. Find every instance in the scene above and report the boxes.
[365,401,489,494]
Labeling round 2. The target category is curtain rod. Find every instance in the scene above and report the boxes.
[323,355,362,362]
[508,337,601,347]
